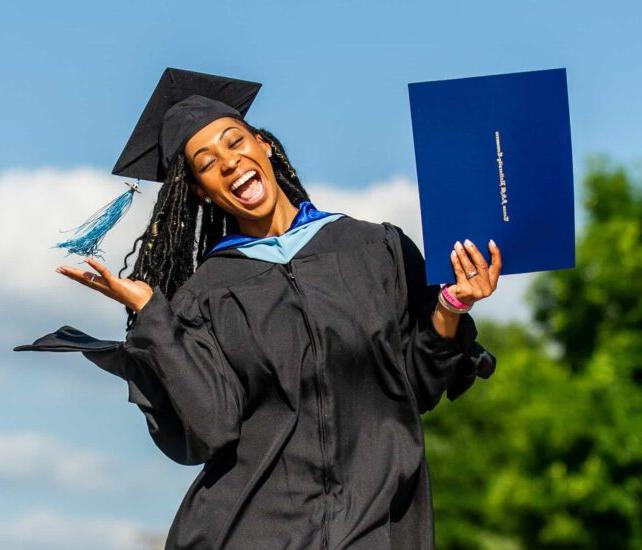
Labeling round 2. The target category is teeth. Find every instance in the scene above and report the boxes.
[231,170,257,192]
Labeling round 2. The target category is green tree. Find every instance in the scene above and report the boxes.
[424,157,642,549]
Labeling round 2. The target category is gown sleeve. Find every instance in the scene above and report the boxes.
[13,285,246,466]
[118,285,247,465]
[382,222,497,414]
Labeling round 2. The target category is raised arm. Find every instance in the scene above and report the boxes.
[382,222,498,414]
[44,257,246,465]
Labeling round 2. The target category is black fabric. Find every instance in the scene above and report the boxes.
[159,95,243,173]
[111,67,262,183]
[13,216,496,549]
[13,325,121,353]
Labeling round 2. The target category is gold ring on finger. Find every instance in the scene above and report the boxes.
[90,274,97,283]
[466,270,478,279]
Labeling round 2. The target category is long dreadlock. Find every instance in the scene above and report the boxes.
[118,122,310,331]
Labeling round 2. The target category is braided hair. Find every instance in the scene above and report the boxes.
[118,121,310,331]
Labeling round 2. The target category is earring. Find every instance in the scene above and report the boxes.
[267,149,272,158]
[204,197,212,204]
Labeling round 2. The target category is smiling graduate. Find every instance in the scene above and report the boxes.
[14,67,502,550]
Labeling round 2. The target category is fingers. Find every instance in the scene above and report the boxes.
[55,257,119,299]
[83,257,116,285]
[462,239,489,272]
[454,241,477,277]
[452,239,495,302]
[55,264,111,295]
[449,250,476,306]
[449,248,468,287]
[462,239,492,295]
[488,240,502,289]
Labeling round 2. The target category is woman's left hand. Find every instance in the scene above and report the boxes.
[448,239,502,306]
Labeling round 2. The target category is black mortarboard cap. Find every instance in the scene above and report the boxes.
[112,67,262,183]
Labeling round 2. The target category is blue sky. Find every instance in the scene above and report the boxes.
[3,0,641,186]
[2,1,641,547]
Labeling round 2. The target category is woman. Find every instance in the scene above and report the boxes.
[16,69,501,549]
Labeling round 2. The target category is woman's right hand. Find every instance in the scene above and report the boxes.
[55,257,154,314]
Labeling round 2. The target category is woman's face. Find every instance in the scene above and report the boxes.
[184,116,278,221]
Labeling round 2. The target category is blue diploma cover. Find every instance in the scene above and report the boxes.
[407,67,575,284]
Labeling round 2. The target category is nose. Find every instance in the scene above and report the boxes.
[221,149,241,173]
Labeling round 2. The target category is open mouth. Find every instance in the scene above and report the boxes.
[230,169,266,205]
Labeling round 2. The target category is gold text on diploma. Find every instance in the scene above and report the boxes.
[495,130,510,222]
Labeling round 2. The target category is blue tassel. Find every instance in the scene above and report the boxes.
[53,181,141,259]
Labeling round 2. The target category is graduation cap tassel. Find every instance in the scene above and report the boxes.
[53,181,141,259]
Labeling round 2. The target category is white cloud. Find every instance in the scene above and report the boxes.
[0,431,192,496]
[0,431,118,492]
[0,509,165,550]
[308,174,425,240]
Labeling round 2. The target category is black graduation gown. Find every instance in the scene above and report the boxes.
[14,216,496,550]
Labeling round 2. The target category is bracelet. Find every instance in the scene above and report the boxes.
[441,284,471,309]
[438,291,470,314]
[438,284,472,314]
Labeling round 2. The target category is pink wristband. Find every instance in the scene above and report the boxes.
[441,284,470,310]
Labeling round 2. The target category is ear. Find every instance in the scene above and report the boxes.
[255,133,272,158]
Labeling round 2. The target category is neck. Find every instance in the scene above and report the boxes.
[236,189,299,238]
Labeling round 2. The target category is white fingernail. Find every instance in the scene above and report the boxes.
[489,239,496,248]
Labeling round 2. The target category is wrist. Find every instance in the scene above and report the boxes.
[431,301,461,339]
[435,300,462,320]
[131,292,154,314]
[439,284,473,313]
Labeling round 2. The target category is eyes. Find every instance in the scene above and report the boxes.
[199,137,244,172]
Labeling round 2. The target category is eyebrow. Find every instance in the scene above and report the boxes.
[191,126,239,162]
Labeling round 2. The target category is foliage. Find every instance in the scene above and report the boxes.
[424,157,642,549]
